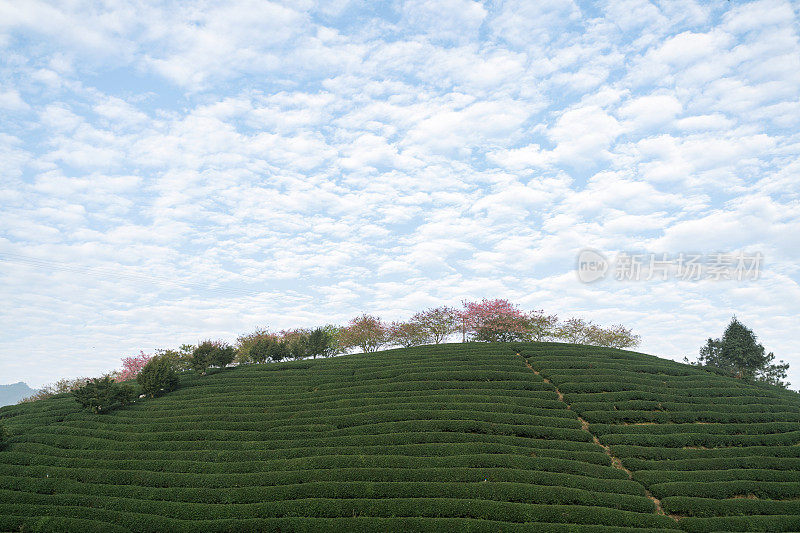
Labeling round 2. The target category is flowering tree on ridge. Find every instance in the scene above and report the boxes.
[339,314,389,353]
[116,352,152,382]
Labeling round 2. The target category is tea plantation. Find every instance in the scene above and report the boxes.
[1,343,798,532]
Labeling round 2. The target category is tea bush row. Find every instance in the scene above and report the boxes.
[557,382,763,396]
[9,427,604,456]
[2,444,611,471]
[621,455,800,472]
[634,467,800,485]
[648,480,800,499]
[0,512,685,533]
[661,496,800,517]
[0,461,641,492]
[13,430,591,453]
[590,421,799,436]
[599,430,800,448]
[0,495,677,528]
[0,452,625,481]
[42,409,583,434]
[577,410,800,424]
[0,447,613,477]
[565,390,797,406]
[102,398,571,422]
[572,399,800,413]
[17,420,594,445]
[673,515,800,533]
[123,388,562,415]
[613,444,800,460]
[0,477,656,513]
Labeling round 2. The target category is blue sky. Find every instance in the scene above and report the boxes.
[1,0,799,388]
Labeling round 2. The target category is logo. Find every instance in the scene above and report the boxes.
[576,249,608,283]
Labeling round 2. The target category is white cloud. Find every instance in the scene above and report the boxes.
[401,0,487,43]
[1,0,800,389]
[0,89,29,111]
[674,114,735,131]
[93,96,149,128]
[549,106,623,164]
[402,99,533,156]
[629,132,777,185]
[721,0,796,35]
[618,94,682,131]
[490,0,581,48]
[487,144,551,170]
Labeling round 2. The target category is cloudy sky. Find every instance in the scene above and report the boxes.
[1,0,799,388]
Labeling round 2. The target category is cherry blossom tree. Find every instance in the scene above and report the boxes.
[339,314,389,353]
[235,327,277,364]
[525,310,560,341]
[556,317,593,344]
[557,319,641,349]
[389,320,430,348]
[277,328,312,360]
[411,306,459,344]
[116,351,152,382]
[461,299,532,342]
[591,324,641,349]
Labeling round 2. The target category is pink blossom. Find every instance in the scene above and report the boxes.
[461,299,531,342]
[116,351,152,382]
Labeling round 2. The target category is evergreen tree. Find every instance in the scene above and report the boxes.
[695,317,790,388]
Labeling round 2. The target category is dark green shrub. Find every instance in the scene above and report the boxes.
[155,344,194,371]
[249,338,273,364]
[679,515,800,532]
[235,328,276,364]
[72,377,137,414]
[191,342,215,375]
[211,345,236,368]
[192,341,235,374]
[307,327,337,358]
[288,337,307,360]
[267,342,289,362]
[137,355,179,398]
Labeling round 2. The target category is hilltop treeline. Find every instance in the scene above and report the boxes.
[22,299,640,407]
[233,299,639,363]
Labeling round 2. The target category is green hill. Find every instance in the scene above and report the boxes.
[1,343,799,532]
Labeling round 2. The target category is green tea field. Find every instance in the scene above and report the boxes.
[1,343,798,532]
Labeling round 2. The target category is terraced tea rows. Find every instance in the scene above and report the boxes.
[521,342,800,532]
[1,342,797,531]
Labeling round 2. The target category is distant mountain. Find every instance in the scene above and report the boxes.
[0,382,37,407]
